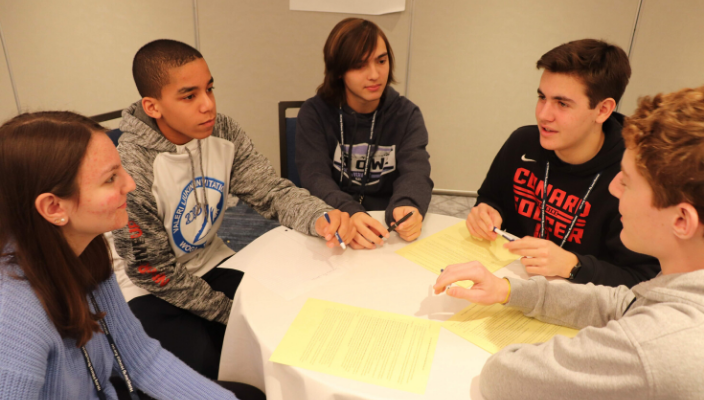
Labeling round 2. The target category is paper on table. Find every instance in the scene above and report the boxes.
[270,298,441,394]
[396,221,519,287]
[442,303,579,354]
[243,230,347,300]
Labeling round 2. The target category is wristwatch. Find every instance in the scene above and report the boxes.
[568,260,582,281]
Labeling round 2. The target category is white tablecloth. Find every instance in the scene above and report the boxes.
[219,212,530,400]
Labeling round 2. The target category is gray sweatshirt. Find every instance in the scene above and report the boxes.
[481,271,704,399]
[111,102,332,324]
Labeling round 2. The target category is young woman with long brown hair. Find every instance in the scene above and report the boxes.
[0,112,238,399]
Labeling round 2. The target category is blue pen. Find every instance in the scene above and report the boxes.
[323,212,346,250]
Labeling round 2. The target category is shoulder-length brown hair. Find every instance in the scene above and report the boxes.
[0,111,113,347]
[317,18,396,105]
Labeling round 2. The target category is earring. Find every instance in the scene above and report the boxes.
[54,218,66,224]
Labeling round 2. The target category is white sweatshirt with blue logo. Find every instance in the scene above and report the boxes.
[111,102,332,324]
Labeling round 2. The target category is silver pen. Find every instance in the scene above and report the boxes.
[493,227,520,242]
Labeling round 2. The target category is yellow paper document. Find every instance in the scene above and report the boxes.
[270,298,441,394]
[396,222,519,287]
[443,303,579,354]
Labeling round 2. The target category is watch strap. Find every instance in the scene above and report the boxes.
[568,261,582,280]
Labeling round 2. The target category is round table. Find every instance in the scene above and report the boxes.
[218,211,529,400]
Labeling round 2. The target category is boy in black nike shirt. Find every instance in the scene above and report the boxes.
[467,39,659,287]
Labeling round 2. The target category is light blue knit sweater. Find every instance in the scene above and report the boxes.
[0,260,237,400]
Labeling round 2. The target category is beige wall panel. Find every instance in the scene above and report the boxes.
[0,38,17,123]
[620,0,704,115]
[0,0,193,117]
[198,0,411,174]
[409,0,639,191]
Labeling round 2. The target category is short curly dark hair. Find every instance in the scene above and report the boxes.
[132,39,203,99]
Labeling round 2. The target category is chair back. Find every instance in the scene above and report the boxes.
[90,110,123,147]
[106,129,123,147]
[278,101,305,187]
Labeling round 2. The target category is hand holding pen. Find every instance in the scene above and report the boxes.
[348,213,389,250]
[466,203,503,241]
[388,206,423,241]
[386,210,414,235]
[324,212,346,250]
[315,210,352,249]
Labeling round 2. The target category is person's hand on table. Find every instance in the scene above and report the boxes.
[433,261,510,305]
[315,210,354,248]
[504,236,578,278]
[392,206,423,242]
[348,212,389,250]
[466,203,502,241]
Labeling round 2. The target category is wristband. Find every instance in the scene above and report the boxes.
[501,277,511,304]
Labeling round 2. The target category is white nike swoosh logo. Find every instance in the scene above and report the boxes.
[521,154,537,162]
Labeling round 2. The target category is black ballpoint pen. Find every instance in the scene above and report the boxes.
[379,210,415,238]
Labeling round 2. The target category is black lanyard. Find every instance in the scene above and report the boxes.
[338,106,378,204]
[81,293,139,400]
[540,161,601,247]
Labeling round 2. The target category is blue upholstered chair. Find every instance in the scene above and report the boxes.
[90,110,123,147]
[278,101,305,187]
[106,129,123,147]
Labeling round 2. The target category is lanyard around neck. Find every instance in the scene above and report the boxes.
[540,161,601,247]
[81,293,139,400]
[338,105,378,203]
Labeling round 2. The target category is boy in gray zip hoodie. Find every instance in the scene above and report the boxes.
[111,39,354,381]
[435,86,704,399]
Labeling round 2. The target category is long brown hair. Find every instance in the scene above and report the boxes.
[0,111,113,347]
[317,18,396,105]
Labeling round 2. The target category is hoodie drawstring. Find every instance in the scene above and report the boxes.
[184,140,209,217]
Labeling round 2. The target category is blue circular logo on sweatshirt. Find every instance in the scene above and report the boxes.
[171,177,225,253]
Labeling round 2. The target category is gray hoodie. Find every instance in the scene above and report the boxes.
[111,102,332,324]
[481,271,704,399]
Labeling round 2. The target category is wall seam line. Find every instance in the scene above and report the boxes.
[0,19,21,114]
[627,0,644,59]
[193,0,201,50]
[403,0,416,98]
[619,0,644,112]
